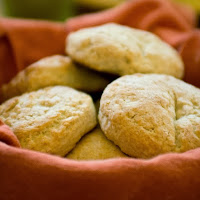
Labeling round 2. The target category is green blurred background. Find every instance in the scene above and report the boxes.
[0,0,76,21]
[0,0,199,21]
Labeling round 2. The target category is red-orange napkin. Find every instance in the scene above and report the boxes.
[0,18,67,86]
[67,0,196,47]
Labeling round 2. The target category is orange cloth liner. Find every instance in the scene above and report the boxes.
[0,0,200,199]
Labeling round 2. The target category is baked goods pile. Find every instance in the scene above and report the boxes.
[1,23,200,160]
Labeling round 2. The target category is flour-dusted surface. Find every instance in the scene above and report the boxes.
[67,127,127,160]
[66,23,184,78]
[0,86,97,156]
[99,74,200,158]
[0,55,109,102]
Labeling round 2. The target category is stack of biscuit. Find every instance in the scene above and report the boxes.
[1,23,200,160]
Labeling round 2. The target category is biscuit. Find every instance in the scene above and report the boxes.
[0,86,97,156]
[99,74,200,158]
[67,127,127,160]
[0,55,109,102]
[66,23,184,79]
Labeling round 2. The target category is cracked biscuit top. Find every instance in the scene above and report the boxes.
[99,74,200,158]
[0,86,97,156]
[66,23,184,79]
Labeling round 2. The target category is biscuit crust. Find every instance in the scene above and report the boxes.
[67,127,127,160]
[66,23,184,79]
[0,86,97,156]
[0,55,109,102]
[99,74,200,158]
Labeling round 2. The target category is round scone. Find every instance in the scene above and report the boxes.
[0,86,97,156]
[99,74,200,159]
[66,23,184,79]
[67,127,127,160]
[0,55,109,102]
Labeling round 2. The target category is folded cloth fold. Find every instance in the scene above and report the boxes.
[0,18,67,86]
[179,30,200,86]
[0,133,200,199]
[0,120,20,147]
[66,0,196,47]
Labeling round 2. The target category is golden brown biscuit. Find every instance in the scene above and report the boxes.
[0,86,97,156]
[66,23,184,79]
[99,74,200,158]
[0,55,109,102]
[67,127,127,160]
